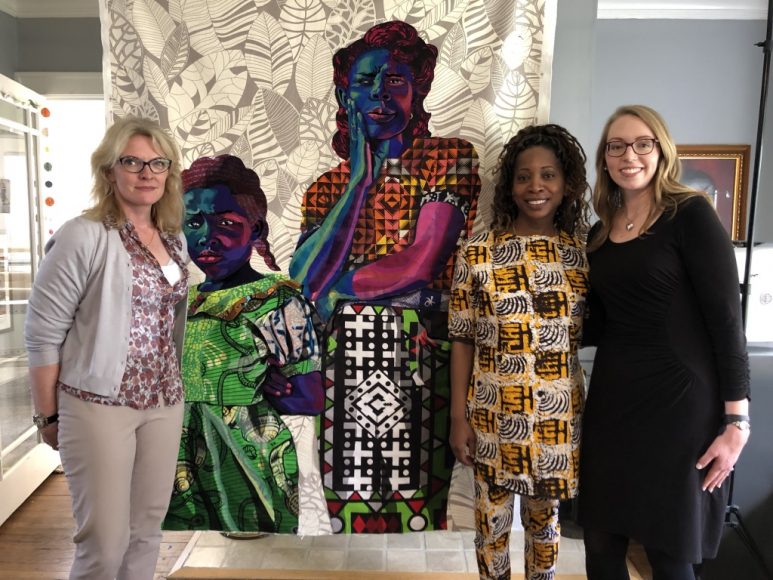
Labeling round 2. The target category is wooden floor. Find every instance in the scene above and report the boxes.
[0,473,193,580]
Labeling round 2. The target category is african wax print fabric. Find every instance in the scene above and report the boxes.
[163,275,321,532]
[449,231,588,499]
[301,137,479,533]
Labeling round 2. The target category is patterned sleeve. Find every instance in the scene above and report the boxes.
[448,237,476,343]
[562,235,591,348]
[256,293,323,377]
[300,162,350,234]
[418,137,480,238]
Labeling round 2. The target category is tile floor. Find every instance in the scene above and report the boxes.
[179,529,587,575]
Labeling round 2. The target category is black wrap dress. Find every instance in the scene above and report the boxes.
[578,196,750,562]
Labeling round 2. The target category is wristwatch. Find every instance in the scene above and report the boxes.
[32,412,59,429]
[724,414,751,432]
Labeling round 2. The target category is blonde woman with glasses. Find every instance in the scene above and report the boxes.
[579,105,750,580]
[25,117,189,579]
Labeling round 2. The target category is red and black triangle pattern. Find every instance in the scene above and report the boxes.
[300,137,480,291]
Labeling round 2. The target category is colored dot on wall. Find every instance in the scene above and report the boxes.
[41,108,51,118]
[44,162,52,171]
[49,229,54,235]
[45,181,53,188]
[45,197,55,206]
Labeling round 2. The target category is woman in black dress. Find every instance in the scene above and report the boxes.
[579,104,751,580]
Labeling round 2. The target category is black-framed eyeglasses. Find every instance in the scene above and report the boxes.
[117,156,172,174]
[605,138,659,157]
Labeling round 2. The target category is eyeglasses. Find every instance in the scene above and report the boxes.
[605,138,659,157]
[117,156,172,174]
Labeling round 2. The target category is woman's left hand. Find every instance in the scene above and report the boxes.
[264,365,292,398]
[39,422,60,451]
[264,367,325,415]
[696,426,750,492]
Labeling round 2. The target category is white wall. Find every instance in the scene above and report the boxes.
[41,98,106,241]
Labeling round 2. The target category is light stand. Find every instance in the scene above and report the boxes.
[728,0,773,577]
[724,474,771,579]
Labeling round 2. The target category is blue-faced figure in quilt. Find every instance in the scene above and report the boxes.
[289,21,481,534]
[164,154,324,533]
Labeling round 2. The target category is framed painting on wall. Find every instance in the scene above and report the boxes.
[677,144,750,240]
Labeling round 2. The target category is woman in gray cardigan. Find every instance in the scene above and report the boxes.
[24,116,189,580]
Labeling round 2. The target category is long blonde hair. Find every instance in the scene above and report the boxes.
[83,116,183,233]
[589,104,706,251]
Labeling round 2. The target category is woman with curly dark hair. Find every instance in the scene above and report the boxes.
[449,124,591,580]
[490,124,591,238]
[289,21,481,534]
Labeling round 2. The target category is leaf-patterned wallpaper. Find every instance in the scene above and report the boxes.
[100,0,556,271]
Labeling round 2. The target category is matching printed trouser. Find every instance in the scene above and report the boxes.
[473,469,561,580]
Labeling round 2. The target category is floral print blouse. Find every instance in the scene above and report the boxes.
[59,220,188,409]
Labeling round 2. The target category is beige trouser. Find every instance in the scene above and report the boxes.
[58,391,184,580]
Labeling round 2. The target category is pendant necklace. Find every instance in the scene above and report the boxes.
[622,204,639,232]
[622,207,635,232]
[140,227,157,247]
[622,203,650,232]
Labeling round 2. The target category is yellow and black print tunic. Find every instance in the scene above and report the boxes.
[449,230,589,499]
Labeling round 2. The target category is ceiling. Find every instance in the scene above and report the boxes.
[0,0,767,19]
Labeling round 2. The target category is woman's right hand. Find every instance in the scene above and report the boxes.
[347,97,371,186]
[39,422,59,451]
[449,417,476,466]
[346,97,388,188]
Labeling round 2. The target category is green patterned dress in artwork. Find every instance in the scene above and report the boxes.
[163,275,321,533]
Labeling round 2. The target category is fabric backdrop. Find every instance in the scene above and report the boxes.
[99,0,556,535]
[99,0,556,271]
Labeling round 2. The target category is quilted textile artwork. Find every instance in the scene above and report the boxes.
[302,137,480,532]
[164,276,322,533]
[101,1,556,269]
